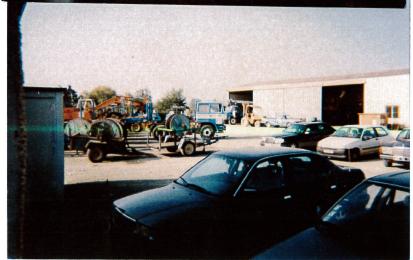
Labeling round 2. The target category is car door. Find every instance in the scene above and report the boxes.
[374,126,395,146]
[282,154,320,220]
[359,127,380,155]
[302,125,322,150]
[236,158,291,231]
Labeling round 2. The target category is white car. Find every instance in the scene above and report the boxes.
[317,125,394,161]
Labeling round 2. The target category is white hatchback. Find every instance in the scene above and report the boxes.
[317,125,394,161]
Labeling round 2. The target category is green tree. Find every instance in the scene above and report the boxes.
[84,86,117,104]
[155,88,186,113]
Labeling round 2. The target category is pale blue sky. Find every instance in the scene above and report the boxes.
[21,3,409,101]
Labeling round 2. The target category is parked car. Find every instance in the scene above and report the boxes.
[317,125,394,161]
[111,147,365,253]
[380,128,410,167]
[263,114,305,128]
[260,122,335,150]
[254,171,410,260]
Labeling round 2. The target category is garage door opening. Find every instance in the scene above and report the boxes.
[322,84,363,126]
[228,91,253,102]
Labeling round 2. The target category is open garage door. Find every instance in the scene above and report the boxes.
[228,91,253,102]
[322,84,363,126]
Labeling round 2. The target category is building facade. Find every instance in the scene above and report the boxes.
[228,69,409,128]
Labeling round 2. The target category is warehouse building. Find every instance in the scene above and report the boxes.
[228,69,409,128]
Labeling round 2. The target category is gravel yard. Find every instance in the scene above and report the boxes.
[65,125,404,185]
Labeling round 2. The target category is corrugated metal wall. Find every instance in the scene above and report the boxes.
[253,85,322,120]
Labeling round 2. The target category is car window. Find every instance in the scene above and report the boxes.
[180,154,248,195]
[198,104,209,113]
[323,183,409,225]
[397,129,410,140]
[286,155,316,185]
[375,127,388,137]
[309,154,335,178]
[245,159,285,192]
[317,124,325,132]
[306,125,319,134]
[333,127,363,138]
[210,104,221,113]
[362,128,376,138]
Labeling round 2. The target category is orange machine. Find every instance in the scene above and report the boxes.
[64,99,95,122]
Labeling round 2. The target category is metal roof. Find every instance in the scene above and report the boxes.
[227,69,409,92]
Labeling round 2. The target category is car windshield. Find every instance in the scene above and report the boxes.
[176,154,249,196]
[283,124,305,134]
[332,127,363,138]
[397,129,410,141]
[321,181,409,228]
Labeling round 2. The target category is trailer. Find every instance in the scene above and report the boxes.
[84,114,217,162]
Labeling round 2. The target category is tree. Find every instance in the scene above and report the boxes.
[63,85,79,107]
[188,98,201,113]
[84,86,117,104]
[124,88,152,99]
[155,88,186,113]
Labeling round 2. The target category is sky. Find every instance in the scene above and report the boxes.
[20,3,409,102]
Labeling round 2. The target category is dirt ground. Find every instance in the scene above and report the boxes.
[65,125,404,185]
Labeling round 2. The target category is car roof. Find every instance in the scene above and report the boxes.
[212,147,314,161]
[292,122,328,126]
[343,125,385,128]
[368,171,410,190]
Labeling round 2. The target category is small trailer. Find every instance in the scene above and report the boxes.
[155,113,217,156]
[83,114,217,162]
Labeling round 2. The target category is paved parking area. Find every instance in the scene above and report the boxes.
[65,132,405,185]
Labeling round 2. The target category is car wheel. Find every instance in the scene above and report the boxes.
[254,121,261,127]
[348,149,360,162]
[180,141,196,156]
[87,146,106,163]
[230,118,237,125]
[266,122,271,128]
[200,125,215,139]
[383,160,392,167]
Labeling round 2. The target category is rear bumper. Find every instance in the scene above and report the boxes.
[380,154,410,163]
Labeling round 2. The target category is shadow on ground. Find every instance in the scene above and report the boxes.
[22,178,304,258]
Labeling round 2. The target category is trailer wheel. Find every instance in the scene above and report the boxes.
[87,146,106,163]
[230,118,237,125]
[181,142,196,156]
[200,125,215,139]
[131,123,142,132]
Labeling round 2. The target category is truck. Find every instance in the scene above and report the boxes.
[194,101,227,139]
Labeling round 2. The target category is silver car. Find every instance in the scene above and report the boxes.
[317,125,394,161]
